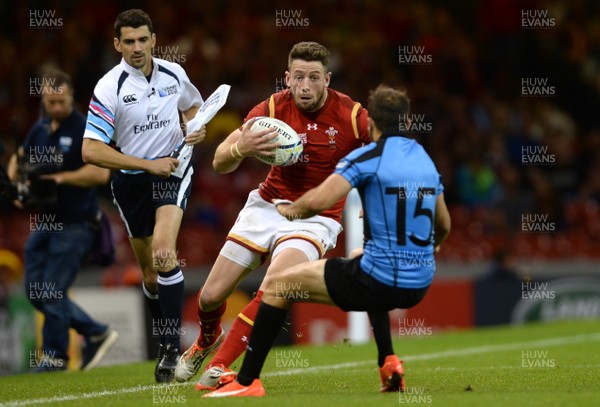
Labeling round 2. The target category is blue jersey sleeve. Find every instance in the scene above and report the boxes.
[334,142,379,188]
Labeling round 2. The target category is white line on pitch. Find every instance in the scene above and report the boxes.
[2,332,599,406]
[0,384,188,406]
[262,332,600,377]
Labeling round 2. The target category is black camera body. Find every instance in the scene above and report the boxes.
[0,164,17,203]
[0,157,58,208]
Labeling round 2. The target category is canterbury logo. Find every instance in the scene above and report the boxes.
[122,94,138,104]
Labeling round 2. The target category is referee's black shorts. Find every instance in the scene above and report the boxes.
[324,256,429,312]
[111,170,192,238]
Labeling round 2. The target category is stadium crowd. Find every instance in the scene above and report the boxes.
[0,0,599,269]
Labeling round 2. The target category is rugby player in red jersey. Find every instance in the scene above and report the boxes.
[175,41,370,387]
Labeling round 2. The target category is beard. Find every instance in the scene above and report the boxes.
[293,88,327,112]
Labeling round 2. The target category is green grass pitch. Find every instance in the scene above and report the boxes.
[1,320,599,406]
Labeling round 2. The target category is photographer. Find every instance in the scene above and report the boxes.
[7,68,118,372]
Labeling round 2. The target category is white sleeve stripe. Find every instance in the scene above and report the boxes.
[89,109,115,129]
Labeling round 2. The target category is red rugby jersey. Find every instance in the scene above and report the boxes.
[244,89,370,223]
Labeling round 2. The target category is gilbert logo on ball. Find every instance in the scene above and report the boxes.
[252,117,303,166]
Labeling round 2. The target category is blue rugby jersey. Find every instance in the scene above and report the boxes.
[335,135,443,288]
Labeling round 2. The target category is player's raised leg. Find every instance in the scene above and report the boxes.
[195,284,262,390]
[204,259,331,397]
[175,247,256,382]
[196,244,311,390]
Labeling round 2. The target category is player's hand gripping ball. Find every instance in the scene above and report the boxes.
[252,117,303,166]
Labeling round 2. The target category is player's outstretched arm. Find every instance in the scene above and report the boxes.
[212,118,278,174]
[433,192,451,252]
[82,138,178,177]
[275,173,352,220]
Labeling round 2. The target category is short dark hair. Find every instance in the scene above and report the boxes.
[288,41,329,71]
[41,68,73,94]
[367,85,411,137]
[114,9,153,39]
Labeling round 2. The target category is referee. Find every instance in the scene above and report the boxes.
[205,84,452,397]
[82,9,205,382]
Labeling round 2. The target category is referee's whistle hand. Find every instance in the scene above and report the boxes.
[149,157,179,177]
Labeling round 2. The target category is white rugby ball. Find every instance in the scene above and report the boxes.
[251,117,303,166]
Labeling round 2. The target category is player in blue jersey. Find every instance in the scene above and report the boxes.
[204,85,451,397]
[81,9,205,382]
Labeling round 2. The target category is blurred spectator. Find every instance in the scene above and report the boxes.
[480,249,522,282]
[455,148,501,208]
[1,0,599,265]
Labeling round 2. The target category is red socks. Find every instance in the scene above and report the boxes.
[208,290,263,368]
[197,289,226,348]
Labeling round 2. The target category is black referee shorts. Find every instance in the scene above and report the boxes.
[111,170,192,238]
[324,256,429,312]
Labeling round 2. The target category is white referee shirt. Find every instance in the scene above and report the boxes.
[84,57,203,173]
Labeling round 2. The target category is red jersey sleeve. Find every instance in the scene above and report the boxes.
[355,104,371,145]
[236,98,271,132]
